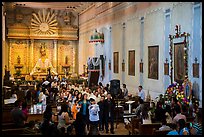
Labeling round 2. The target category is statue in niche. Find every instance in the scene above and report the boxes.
[65,56,68,65]
[64,11,76,27]
[17,55,21,64]
[30,43,58,75]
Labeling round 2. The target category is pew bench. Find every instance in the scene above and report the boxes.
[2,122,16,129]
[152,128,171,135]
[2,128,26,135]
[139,122,162,135]
[128,117,141,135]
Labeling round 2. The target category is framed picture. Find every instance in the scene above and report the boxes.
[128,50,135,76]
[193,63,199,78]
[164,63,169,75]
[174,42,186,83]
[148,46,159,79]
[113,52,119,73]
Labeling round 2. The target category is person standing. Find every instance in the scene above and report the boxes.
[98,95,105,131]
[122,84,128,99]
[138,85,145,101]
[104,93,115,134]
[88,98,100,135]
[78,94,90,131]
[73,112,86,135]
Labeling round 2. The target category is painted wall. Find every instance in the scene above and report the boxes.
[78,2,202,105]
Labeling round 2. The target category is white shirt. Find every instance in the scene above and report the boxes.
[89,93,96,100]
[38,92,46,105]
[138,90,145,101]
[89,104,100,122]
[159,125,171,131]
[95,95,101,103]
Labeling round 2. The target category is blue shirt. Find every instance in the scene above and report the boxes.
[79,100,90,116]
[179,127,190,135]
[167,130,179,135]
[138,90,145,101]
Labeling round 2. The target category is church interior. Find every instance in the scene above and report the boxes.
[2,2,202,135]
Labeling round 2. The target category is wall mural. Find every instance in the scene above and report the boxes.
[148,46,159,80]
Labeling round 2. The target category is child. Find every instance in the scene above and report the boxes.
[88,98,100,135]
[72,100,79,120]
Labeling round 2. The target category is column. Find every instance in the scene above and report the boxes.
[139,17,144,86]
[73,44,76,73]
[163,9,171,91]
[53,40,57,69]
[192,2,202,107]
[30,39,34,72]
[27,40,30,73]
[53,40,58,73]
[109,26,112,81]
[121,22,126,84]
[2,3,6,78]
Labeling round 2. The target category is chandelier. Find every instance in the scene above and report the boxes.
[89,29,104,43]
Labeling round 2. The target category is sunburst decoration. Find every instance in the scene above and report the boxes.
[31,9,58,35]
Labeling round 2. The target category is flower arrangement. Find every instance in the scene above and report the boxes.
[165,82,190,105]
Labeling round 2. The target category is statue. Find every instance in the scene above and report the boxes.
[30,43,58,75]
[17,55,21,64]
[65,56,68,64]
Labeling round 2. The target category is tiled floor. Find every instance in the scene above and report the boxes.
[98,122,129,135]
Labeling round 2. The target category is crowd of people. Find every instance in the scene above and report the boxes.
[9,76,120,135]
[133,93,202,135]
[8,76,202,135]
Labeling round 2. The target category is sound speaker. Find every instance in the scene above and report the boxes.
[110,79,120,97]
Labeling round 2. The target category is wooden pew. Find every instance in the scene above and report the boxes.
[152,128,171,135]
[139,122,162,135]
[2,123,16,129]
[2,128,26,135]
[129,117,141,135]
[2,109,13,123]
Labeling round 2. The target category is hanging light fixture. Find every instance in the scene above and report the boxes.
[89,29,104,43]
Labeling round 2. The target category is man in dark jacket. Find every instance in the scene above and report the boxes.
[104,93,115,134]
[97,95,105,131]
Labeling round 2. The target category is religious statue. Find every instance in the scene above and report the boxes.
[17,55,21,64]
[65,56,68,64]
[30,43,58,75]
[64,11,77,28]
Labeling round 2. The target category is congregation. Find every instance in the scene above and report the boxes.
[3,76,202,135]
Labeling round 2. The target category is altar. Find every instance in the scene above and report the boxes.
[32,73,49,80]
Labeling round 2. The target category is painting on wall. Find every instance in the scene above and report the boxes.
[174,42,186,83]
[113,52,119,73]
[128,50,135,76]
[148,46,159,79]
